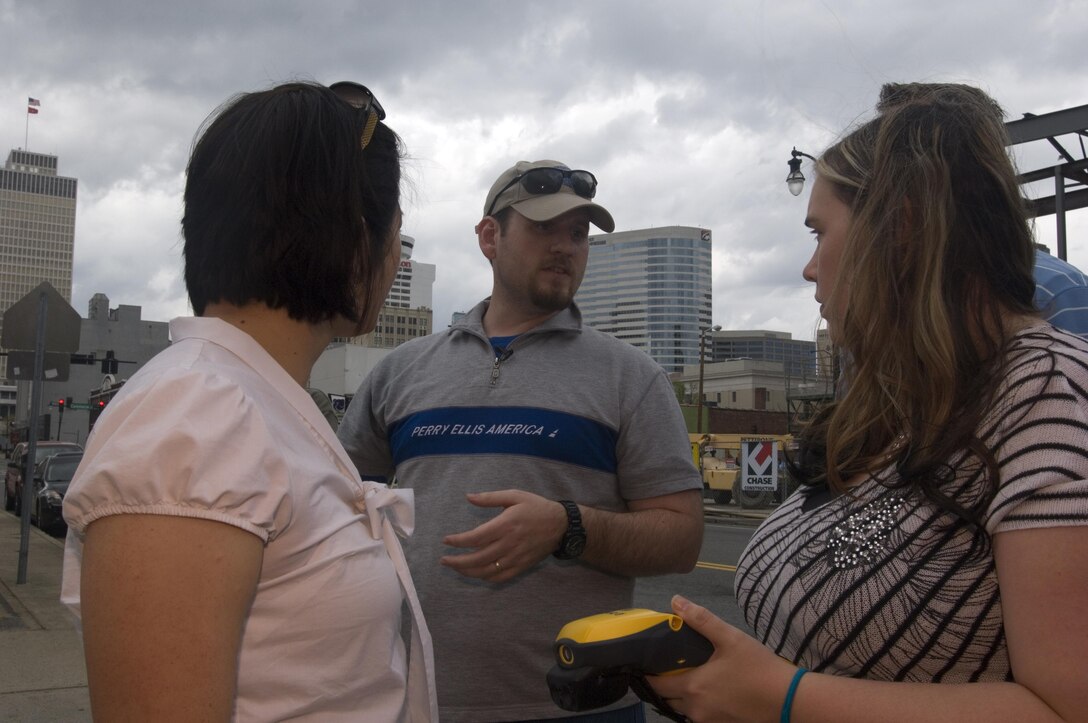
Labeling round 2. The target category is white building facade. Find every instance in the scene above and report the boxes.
[344,234,435,348]
[386,235,435,310]
[675,358,791,412]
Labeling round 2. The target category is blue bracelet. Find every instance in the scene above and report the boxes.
[780,668,807,723]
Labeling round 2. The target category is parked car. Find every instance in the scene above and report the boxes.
[4,441,83,514]
[31,452,83,531]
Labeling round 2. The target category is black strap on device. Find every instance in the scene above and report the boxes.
[627,674,691,723]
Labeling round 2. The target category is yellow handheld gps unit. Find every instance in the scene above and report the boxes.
[546,609,713,721]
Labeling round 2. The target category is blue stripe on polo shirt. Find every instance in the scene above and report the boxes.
[388,406,619,473]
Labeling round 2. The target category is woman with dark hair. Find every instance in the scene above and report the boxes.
[650,84,1088,721]
[61,81,437,721]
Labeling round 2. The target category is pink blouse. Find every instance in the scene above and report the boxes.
[62,317,437,721]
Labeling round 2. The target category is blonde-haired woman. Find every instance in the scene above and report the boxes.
[651,83,1088,722]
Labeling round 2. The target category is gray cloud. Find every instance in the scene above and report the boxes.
[1,0,1084,340]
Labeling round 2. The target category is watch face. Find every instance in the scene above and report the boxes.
[564,532,587,558]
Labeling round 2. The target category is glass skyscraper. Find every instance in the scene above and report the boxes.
[576,225,712,373]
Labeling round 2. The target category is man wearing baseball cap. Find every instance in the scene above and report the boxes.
[339,160,704,722]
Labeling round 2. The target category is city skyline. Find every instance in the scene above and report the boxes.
[2,1,1084,344]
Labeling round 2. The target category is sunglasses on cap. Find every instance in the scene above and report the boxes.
[329,81,386,150]
[486,167,598,217]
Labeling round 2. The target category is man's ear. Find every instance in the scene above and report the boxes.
[477,216,500,261]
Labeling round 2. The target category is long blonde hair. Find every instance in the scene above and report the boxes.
[798,83,1037,525]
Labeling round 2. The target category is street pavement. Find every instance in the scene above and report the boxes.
[0,512,90,722]
[0,502,767,723]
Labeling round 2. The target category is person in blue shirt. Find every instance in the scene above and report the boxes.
[1034,244,1088,337]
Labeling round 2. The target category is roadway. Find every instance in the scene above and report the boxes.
[633,516,760,721]
[634,516,758,632]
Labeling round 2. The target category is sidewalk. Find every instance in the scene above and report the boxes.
[0,511,90,722]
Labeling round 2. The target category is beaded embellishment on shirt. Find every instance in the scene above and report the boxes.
[827,496,904,569]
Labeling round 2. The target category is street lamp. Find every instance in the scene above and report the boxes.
[786,147,817,196]
[696,324,721,434]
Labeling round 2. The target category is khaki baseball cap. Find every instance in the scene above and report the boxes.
[482,160,615,232]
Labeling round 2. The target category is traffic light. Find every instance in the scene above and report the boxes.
[57,398,65,411]
[89,397,108,430]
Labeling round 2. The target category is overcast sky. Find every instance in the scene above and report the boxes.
[2,0,1085,342]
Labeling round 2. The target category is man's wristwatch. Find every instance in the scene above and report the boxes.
[553,500,587,560]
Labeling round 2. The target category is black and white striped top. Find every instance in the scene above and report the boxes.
[734,324,1088,682]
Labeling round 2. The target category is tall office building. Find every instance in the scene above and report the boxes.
[577,225,712,373]
[0,150,78,381]
[384,235,436,310]
[345,234,436,348]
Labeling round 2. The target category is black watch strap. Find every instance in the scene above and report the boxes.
[553,499,587,560]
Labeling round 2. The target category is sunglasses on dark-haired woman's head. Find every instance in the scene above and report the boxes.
[329,81,386,150]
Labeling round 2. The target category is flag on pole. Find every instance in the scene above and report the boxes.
[27,97,40,114]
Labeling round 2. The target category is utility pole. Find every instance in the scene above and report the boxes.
[696,325,721,434]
